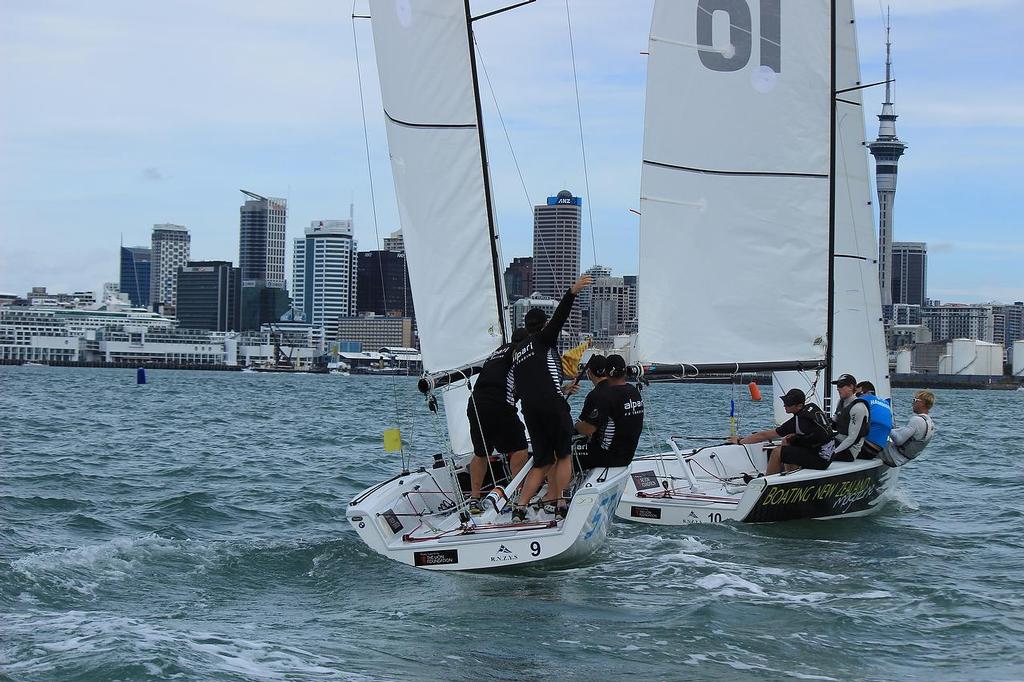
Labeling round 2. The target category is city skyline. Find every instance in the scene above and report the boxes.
[1,1,1020,303]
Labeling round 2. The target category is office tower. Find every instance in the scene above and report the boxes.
[384,229,404,254]
[868,13,908,313]
[240,284,291,331]
[623,275,638,334]
[150,224,190,314]
[119,246,151,308]
[533,190,582,338]
[356,250,413,318]
[176,261,241,332]
[921,303,995,343]
[292,220,358,338]
[993,302,1024,354]
[891,242,927,308]
[503,256,533,303]
[239,190,287,288]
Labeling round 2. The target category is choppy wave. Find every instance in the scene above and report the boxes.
[2,369,1023,680]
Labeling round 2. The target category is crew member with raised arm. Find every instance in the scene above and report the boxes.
[465,328,529,515]
[510,274,592,521]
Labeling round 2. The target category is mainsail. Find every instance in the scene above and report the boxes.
[637,0,832,368]
[368,0,507,452]
[637,0,888,412]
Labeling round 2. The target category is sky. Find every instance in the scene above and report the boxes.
[1,0,1021,303]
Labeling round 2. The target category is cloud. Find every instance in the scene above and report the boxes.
[140,167,166,182]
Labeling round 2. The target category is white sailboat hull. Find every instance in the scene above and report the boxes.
[347,456,629,571]
[615,443,898,525]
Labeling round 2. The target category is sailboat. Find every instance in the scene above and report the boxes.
[346,0,629,570]
[615,0,898,524]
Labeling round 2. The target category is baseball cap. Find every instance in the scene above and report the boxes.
[606,354,627,377]
[585,354,608,377]
[779,388,806,407]
[831,373,857,387]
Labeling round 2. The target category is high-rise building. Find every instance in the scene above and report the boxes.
[239,190,287,289]
[356,250,413,318]
[891,242,927,308]
[921,303,994,343]
[383,229,404,254]
[150,224,190,314]
[993,301,1024,354]
[240,283,291,332]
[119,246,151,308]
[503,256,533,303]
[868,13,908,314]
[533,190,582,337]
[176,261,241,332]
[336,315,414,350]
[292,220,358,339]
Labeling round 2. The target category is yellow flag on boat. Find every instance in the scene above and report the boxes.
[561,340,591,378]
[383,428,402,453]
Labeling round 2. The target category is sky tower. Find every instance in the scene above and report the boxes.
[868,9,907,313]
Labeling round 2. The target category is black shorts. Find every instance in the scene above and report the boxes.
[780,445,831,470]
[467,401,527,457]
[523,406,573,467]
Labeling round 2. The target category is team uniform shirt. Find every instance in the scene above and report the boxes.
[470,342,516,408]
[775,407,834,461]
[467,342,526,457]
[579,382,645,467]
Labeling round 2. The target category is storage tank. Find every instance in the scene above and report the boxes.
[951,338,977,375]
[937,353,952,375]
[976,341,1003,376]
[1014,340,1024,377]
[896,349,913,374]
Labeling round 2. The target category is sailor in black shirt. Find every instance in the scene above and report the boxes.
[575,354,644,468]
[510,274,592,520]
[466,328,529,512]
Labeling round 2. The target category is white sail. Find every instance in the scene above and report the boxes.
[369,0,505,376]
[773,0,891,421]
[831,0,890,398]
[637,0,832,366]
[369,1,506,454]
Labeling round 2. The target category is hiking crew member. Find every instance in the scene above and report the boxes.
[510,274,592,521]
[575,354,644,469]
[831,373,869,462]
[730,388,834,475]
[466,328,529,515]
[854,380,893,460]
[884,390,936,467]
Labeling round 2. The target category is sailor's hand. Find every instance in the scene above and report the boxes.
[571,274,593,294]
[781,434,795,445]
[562,381,581,396]
[729,436,741,445]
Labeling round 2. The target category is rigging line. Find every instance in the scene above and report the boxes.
[474,37,560,316]
[352,3,407,467]
[564,0,599,268]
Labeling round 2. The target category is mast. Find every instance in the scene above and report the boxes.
[465,0,508,343]
[824,0,838,412]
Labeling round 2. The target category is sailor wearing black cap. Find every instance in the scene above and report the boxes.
[510,274,592,521]
[729,388,835,475]
[575,354,644,469]
[830,373,869,462]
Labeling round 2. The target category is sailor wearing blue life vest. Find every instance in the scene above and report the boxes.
[855,380,894,460]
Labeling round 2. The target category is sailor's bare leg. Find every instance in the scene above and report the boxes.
[766,446,784,475]
[508,449,528,477]
[469,455,488,499]
[517,465,550,510]
[544,456,572,504]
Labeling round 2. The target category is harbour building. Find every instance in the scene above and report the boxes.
[533,190,582,341]
[292,220,358,339]
[868,13,908,317]
[503,256,533,303]
[119,246,151,308]
[176,261,242,332]
[239,190,287,289]
[891,242,927,308]
[149,224,191,315]
[356,250,413,318]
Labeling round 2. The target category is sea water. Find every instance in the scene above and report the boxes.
[1,366,1022,680]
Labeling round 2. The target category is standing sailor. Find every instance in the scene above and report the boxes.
[510,274,592,521]
[466,328,529,514]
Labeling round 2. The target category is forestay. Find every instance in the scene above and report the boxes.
[637,0,832,366]
[369,1,506,453]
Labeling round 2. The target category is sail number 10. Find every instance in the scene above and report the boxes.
[698,0,781,74]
